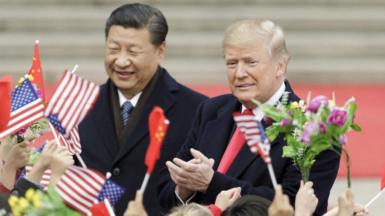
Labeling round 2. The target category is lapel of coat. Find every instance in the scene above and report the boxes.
[113,69,177,164]
[199,97,241,170]
[88,81,120,157]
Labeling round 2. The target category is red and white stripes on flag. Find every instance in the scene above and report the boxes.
[55,166,106,215]
[233,113,271,163]
[45,70,99,137]
[45,70,99,155]
[55,126,81,155]
[0,79,44,139]
[25,165,51,189]
[66,126,81,154]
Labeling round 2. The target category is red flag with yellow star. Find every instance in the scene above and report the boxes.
[28,40,45,102]
[0,75,12,131]
[145,106,169,174]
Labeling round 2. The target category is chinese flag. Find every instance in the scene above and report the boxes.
[145,106,169,174]
[0,75,12,131]
[28,40,45,102]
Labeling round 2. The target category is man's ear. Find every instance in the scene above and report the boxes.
[156,42,166,64]
[275,60,287,78]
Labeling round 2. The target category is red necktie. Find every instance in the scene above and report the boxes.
[217,109,253,174]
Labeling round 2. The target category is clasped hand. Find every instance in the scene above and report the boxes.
[166,148,215,199]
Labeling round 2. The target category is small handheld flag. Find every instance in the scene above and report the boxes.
[45,69,99,167]
[55,166,106,215]
[0,79,44,139]
[45,69,99,137]
[0,75,12,131]
[97,179,125,205]
[28,40,45,102]
[140,106,169,192]
[233,112,277,187]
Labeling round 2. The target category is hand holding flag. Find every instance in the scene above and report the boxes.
[233,112,277,187]
[140,106,169,192]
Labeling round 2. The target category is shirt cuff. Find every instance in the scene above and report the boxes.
[174,189,196,205]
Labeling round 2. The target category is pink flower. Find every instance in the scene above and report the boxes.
[327,108,347,127]
[319,123,327,134]
[301,121,319,145]
[339,134,348,145]
[280,118,292,127]
[307,95,329,113]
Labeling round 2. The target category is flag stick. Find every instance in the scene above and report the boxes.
[365,188,385,208]
[48,121,87,168]
[267,163,278,188]
[76,153,87,169]
[139,172,150,193]
[48,121,61,146]
[71,65,79,74]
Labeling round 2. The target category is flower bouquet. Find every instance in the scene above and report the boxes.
[8,187,81,216]
[253,92,361,187]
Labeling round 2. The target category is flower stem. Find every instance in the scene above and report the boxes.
[342,147,351,188]
[301,168,310,182]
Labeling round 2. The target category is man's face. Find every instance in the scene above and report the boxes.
[105,25,165,98]
[224,36,284,108]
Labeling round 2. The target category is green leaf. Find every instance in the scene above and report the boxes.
[351,123,362,132]
[265,125,278,141]
[341,102,357,133]
[260,104,289,122]
[283,145,297,158]
[47,185,65,206]
[310,135,333,155]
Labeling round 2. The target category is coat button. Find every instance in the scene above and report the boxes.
[112,167,120,176]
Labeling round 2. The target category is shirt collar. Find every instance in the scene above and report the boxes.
[242,82,286,121]
[117,89,142,108]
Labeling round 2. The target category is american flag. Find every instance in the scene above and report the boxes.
[55,166,106,215]
[97,179,125,205]
[53,126,81,155]
[45,70,99,154]
[233,113,271,163]
[0,79,44,139]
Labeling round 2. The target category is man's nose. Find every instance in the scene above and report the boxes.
[115,53,131,68]
[235,63,248,78]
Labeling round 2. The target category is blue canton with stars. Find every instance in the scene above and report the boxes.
[256,121,268,143]
[97,179,125,205]
[11,80,40,111]
[47,114,66,134]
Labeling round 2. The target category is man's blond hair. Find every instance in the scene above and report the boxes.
[168,203,211,216]
[223,19,290,64]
